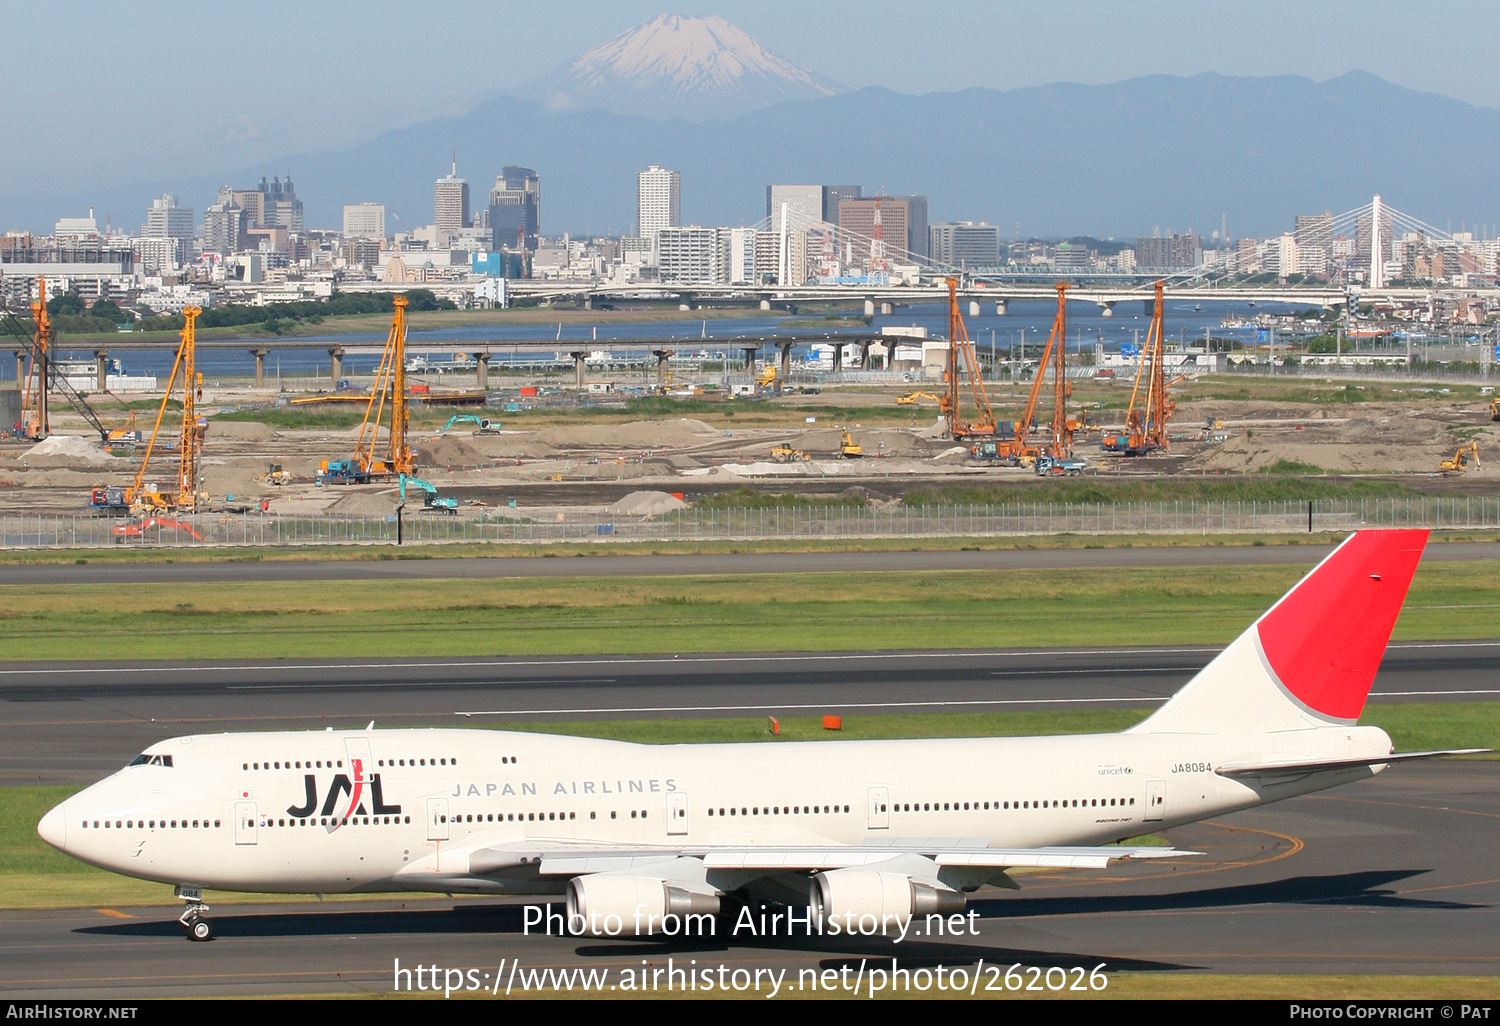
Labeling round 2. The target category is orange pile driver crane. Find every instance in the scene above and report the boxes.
[994,281,1072,461]
[354,296,416,479]
[18,278,51,440]
[1103,280,1174,456]
[939,278,998,440]
[129,307,206,513]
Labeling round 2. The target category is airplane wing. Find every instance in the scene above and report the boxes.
[455,840,1198,877]
[1214,748,1489,779]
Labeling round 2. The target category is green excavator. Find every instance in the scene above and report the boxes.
[398,473,460,514]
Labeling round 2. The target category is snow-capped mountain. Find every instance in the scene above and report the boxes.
[526,14,842,121]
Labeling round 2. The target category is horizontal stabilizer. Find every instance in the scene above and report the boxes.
[1215,749,1488,778]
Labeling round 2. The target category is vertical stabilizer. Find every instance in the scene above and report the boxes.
[1130,530,1428,735]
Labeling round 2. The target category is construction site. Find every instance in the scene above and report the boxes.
[2,276,1497,540]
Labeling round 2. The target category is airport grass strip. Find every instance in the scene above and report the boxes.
[2,703,1494,910]
[0,561,1493,661]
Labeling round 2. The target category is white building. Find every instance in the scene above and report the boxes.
[434,160,470,232]
[657,226,725,284]
[637,165,681,240]
[142,195,193,267]
[342,203,386,240]
[727,227,757,285]
[54,215,99,242]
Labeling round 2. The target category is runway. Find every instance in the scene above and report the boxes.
[3,539,1496,585]
[3,641,1497,786]
[2,760,1495,997]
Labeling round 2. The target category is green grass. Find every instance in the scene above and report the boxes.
[3,703,1492,910]
[0,561,1494,661]
[1261,459,1328,475]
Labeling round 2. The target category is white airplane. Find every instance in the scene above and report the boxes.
[39,529,1476,942]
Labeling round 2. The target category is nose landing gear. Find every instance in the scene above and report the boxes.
[175,884,213,942]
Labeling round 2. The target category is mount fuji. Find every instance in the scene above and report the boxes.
[522,14,842,121]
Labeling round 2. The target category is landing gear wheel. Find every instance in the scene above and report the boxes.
[188,917,213,942]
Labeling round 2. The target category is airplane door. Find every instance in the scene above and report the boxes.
[666,792,688,836]
[234,801,258,845]
[1145,780,1166,822]
[427,797,450,841]
[867,787,890,830]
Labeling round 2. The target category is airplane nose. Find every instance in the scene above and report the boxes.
[37,804,67,851]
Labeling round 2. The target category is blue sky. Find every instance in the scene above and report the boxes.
[7,1,1499,212]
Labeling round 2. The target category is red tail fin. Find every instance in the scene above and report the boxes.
[1256,529,1428,721]
[1133,530,1428,735]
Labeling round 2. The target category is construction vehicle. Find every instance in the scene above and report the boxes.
[111,517,203,543]
[343,297,416,480]
[319,459,368,485]
[1034,453,1089,476]
[1490,396,1499,422]
[1102,281,1174,456]
[89,486,129,514]
[770,444,810,463]
[1439,441,1481,473]
[124,308,207,514]
[756,364,780,393]
[985,281,1074,465]
[256,464,292,486]
[896,391,943,406]
[2,278,143,447]
[440,414,499,434]
[840,430,863,458]
[398,473,459,514]
[938,278,1000,441]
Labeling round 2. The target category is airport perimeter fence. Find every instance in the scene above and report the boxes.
[3,496,1499,550]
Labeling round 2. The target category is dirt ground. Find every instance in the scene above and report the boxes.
[2,384,1495,518]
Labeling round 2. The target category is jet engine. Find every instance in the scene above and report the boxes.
[810,870,965,929]
[565,875,720,937]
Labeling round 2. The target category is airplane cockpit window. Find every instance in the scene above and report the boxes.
[126,754,174,768]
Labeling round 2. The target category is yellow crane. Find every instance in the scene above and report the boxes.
[18,278,51,440]
[128,308,205,513]
[354,296,416,479]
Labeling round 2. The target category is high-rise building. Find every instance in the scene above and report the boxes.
[1134,232,1201,269]
[823,185,862,223]
[143,194,194,247]
[836,197,911,267]
[765,185,823,284]
[203,187,246,255]
[488,166,540,251]
[902,195,929,259]
[434,159,471,232]
[929,221,1002,268]
[265,175,304,232]
[656,225,725,284]
[727,227,757,285]
[637,166,680,240]
[342,203,386,240]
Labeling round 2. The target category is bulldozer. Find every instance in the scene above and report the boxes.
[255,463,292,486]
[770,444,810,463]
[1439,440,1481,473]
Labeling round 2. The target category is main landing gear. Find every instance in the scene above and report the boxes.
[175,884,213,942]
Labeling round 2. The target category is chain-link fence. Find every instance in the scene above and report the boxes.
[3,496,1497,550]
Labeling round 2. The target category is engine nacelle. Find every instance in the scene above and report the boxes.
[811,870,965,932]
[565,875,720,937]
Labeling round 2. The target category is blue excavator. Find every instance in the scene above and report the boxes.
[439,415,498,434]
[398,473,460,514]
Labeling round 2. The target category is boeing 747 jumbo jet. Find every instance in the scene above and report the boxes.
[38,530,1476,941]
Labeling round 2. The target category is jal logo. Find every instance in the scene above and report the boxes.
[286,759,402,822]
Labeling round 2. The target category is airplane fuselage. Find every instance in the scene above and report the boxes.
[42,724,1391,896]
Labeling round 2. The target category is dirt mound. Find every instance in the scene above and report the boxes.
[21,435,123,468]
[421,435,486,467]
[609,490,687,517]
[325,490,399,516]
